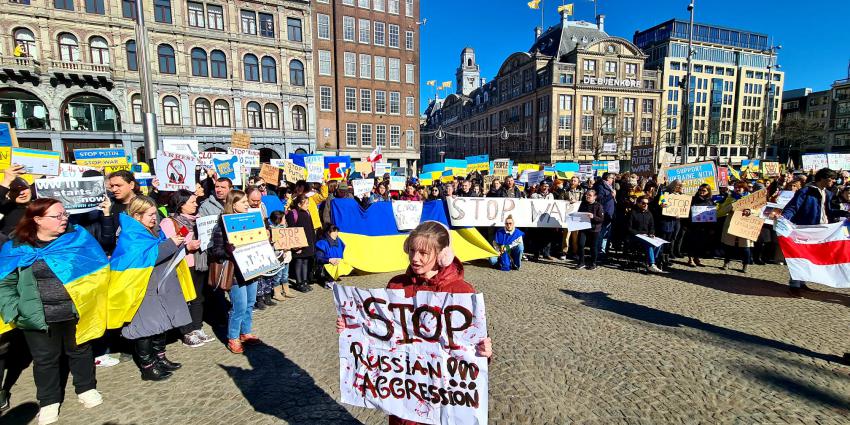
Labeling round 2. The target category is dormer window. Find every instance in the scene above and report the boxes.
[607,45,616,53]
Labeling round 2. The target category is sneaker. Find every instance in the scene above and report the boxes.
[182,332,205,348]
[38,403,60,425]
[649,265,663,274]
[77,389,102,409]
[324,281,334,289]
[196,329,216,343]
[94,354,119,368]
[558,255,566,261]
[227,339,244,354]
[239,334,262,346]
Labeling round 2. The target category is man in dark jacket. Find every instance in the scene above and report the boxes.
[628,196,663,273]
[592,173,616,259]
[496,176,524,198]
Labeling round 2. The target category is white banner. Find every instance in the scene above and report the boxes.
[155,150,197,191]
[333,285,489,425]
[446,197,591,230]
[196,214,219,251]
[391,200,423,231]
[162,138,199,156]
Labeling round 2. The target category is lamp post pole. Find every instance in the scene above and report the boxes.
[762,45,781,160]
[679,0,695,165]
[134,0,159,165]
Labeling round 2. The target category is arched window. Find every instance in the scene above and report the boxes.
[213,99,231,127]
[58,33,79,62]
[291,105,306,131]
[210,50,227,78]
[63,93,120,132]
[131,94,142,123]
[243,54,259,81]
[246,101,262,128]
[191,48,208,77]
[261,56,277,83]
[158,44,176,74]
[13,28,37,58]
[89,36,110,65]
[0,88,48,130]
[161,95,180,125]
[289,59,304,86]
[126,40,137,71]
[194,98,212,126]
[263,103,279,129]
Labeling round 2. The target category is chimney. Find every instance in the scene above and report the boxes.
[534,26,542,40]
[596,14,606,32]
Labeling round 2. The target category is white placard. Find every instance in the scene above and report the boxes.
[34,177,105,214]
[446,197,591,230]
[690,206,717,223]
[352,178,373,198]
[636,234,669,247]
[155,150,197,191]
[374,162,391,176]
[270,158,293,168]
[391,200,423,231]
[607,161,620,173]
[232,241,280,280]
[227,147,260,169]
[304,155,324,182]
[162,138,199,156]
[527,170,544,185]
[58,163,96,179]
[334,285,489,425]
[196,215,219,251]
[389,176,405,191]
[198,151,215,167]
[801,154,828,172]
[775,190,794,209]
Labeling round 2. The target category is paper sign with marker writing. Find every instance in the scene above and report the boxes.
[271,227,308,250]
[728,210,764,241]
[304,155,325,182]
[228,147,260,169]
[352,179,373,198]
[391,200,423,231]
[196,215,219,251]
[661,194,692,218]
[155,150,197,191]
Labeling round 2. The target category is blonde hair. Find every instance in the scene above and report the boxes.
[224,190,247,214]
[127,196,158,234]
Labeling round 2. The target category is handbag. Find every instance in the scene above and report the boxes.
[207,260,234,291]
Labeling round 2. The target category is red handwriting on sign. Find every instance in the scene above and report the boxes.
[362,297,473,349]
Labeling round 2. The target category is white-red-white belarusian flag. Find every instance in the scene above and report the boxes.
[776,218,850,288]
[367,146,382,163]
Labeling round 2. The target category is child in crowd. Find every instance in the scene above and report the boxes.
[315,225,347,288]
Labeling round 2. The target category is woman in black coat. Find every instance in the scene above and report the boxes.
[685,183,716,267]
[574,189,605,270]
[286,195,317,293]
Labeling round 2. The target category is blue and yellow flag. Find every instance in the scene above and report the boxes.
[728,166,741,181]
[108,214,195,329]
[331,199,497,273]
[0,226,109,344]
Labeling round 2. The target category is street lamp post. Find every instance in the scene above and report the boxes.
[679,0,695,165]
[134,0,159,165]
[761,44,781,160]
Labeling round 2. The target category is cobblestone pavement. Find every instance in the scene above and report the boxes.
[2,258,850,424]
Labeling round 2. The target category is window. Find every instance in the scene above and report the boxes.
[625,63,637,75]
[157,44,175,74]
[357,54,371,78]
[243,54,259,81]
[345,87,357,112]
[581,116,594,131]
[264,104,280,129]
[317,14,330,39]
[388,24,399,48]
[292,105,306,131]
[405,0,413,16]
[343,16,355,41]
[374,56,386,80]
[558,94,572,110]
[359,19,371,43]
[376,125,387,147]
[154,0,172,24]
[375,90,386,113]
[557,135,572,150]
[405,64,414,83]
[390,126,400,148]
[246,102,262,128]
[131,94,142,123]
[405,31,414,50]
[344,52,356,77]
[13,28,37,58]
[358,0,369,8]
[241,11,257,35]
[211,50,227,78]
[406,97,415,116]
[122,0,136,19]
[388,58,400,81]
[207,5,224,30]
[289,60,304,86]
[583,60,596,72]
[214,100,231,127]
[346,123,358,147]
[623,98,635,113]
[374,22,385,45]
[162,96,180,125]
[581,95,594,111]
[86,0,105,14]
[260,13,275,38]
[342,0,353,4]
[603,96,616,110]
[558,115,572,129]
[191,48,208,77]
[54,0,73,10]
[374,0,384,12]
[388,0,399,14]
[187,2,205,27]
[126,41,137,71]
[581,136,593,150]
[287,18,303,41]
[605,61,617,74]
[623,117,634,132]
[259,57,277,83]
[642,99,654,113]
[318,50,332,76]
[58,33,79,62]
[194,98,212,126]
[641,117,653,132]
[319,86,333,111]
[360,89,372,112]
[389,92,400,114]
[361,124,372,147]
[405,129,415,149]
[87,36,109,65]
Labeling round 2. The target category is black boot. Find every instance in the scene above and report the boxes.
[140,363,173,381]
[263,293,277,307]
[135,337,172,381]
[254,300,267,310]
[152,333,181,371]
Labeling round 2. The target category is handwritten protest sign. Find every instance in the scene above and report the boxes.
[775,191,794,208]
[630,145,654,176]
[155,150,196,191]
[35,177,105,214]
[801,154,828,172]
[334,285,489,425]
[222,211,267,247]
[212,154,240,184]
[828,153,850,171]
[661,194,692,218]
[354,161,373,175]
[198,151,216,168]
[665,161,717,194]
[259,164,280,185]
[231,132,251,149]
[352,179,373,198]
[282,161,306,183]
[728,210,764,241]
[228,147,260,169]
[196,215,218,251]
[304,155,324,182]
[446,197,591,230]
[232,242,280,280]
[732,189,768,212]
[762,161,780,177]
[57,163,96,178]
[271,227,308,250]
[391,200,423,231]
[492,159,510,177]
[690,206,717,223]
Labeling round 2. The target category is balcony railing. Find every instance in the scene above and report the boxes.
[602,107,618,115]
[0,55,42,74]
[49,60,112,75]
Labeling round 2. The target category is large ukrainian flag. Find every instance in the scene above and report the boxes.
[0,226,109,344]
[330,199,497,273]
[107,214,196,329]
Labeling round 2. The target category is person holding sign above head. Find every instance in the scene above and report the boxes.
[286,195,318,293]
[336,221,493,425]
[98,170,141,254]
[489,215,524,271]
[685,184,716,268]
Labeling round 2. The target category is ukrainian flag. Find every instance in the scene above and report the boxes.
[0,226,109,344]
[107,214,196,329]
[331,199,497,273]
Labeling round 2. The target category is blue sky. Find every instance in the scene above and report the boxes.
[419,0,850,111]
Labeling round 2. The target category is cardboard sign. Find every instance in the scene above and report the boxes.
[334,285,489,425]
[762,161,780,177]
[34,177,105,214]
[446,197,591,230]
[482,175,498,192]
[801,154,828,172]
[259,164,280,185]
[661,193,692,218]
[665,161,717,194]
[227,147,260,169]
[232,241,280,280]
[630,145,654,176]
[221,211,267,247]
[728,210,764,241]
[155,150,197,191]
[283,161,307,183]
[304,155,324,182]
[389,176,405,191]
[11,147,61,176]
[690,206,717,223]
[271,227,308,250]
[732,189,768,212]
[354,161,373,175]
[352,178,373,198]
[73,148,128,168]
[391,200,423,231]
[196,215,218,251]
[231,132,251,149]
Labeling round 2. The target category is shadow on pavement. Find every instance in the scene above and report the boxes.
[561,289,846,365]
[744,367,850,413]
[220,343,363,425]
[0,401,38,424]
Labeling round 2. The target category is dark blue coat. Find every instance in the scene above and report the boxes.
[781,185,834,225]
[592,181,616,222]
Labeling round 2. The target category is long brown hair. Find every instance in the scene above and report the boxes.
[13,198,61,245]
[223,190,247,214]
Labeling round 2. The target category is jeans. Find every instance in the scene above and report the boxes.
[597,222,612,256]
[227,281,258,340]
[489,243,524,270]
[179,268,206,335]
[291,258,310,285]
[22,320,96,406]
[634,236,663,266]
[579,230,599,266]
[272,263,290,286]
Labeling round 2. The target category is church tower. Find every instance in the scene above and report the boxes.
[455,47,481,96]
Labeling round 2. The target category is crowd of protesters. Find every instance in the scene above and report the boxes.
[0,157,846,424]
